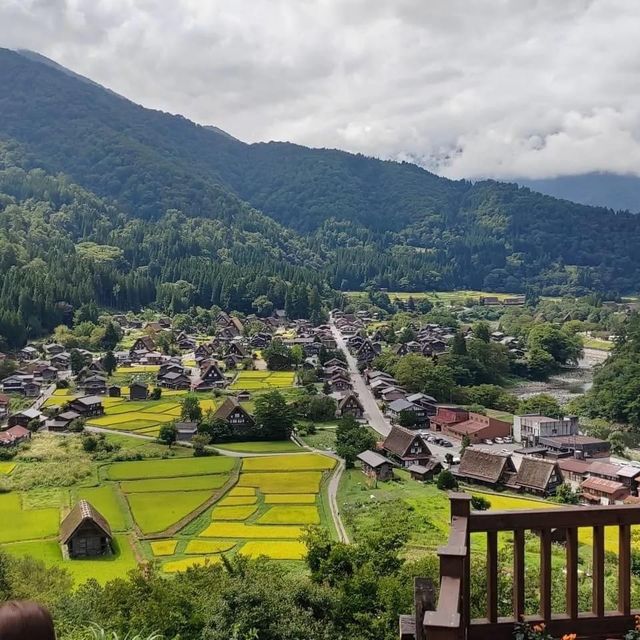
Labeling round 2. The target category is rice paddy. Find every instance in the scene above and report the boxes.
[230,371,296,391]
[1,437,336,580]
[0,461,16,474]
[150,540,178,556]
[238,471,324,493]
[106,456,235,480]
[127,490,213,534]
[240,541,307,560]
[257,505,320,525]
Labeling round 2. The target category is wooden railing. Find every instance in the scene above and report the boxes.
[404,492,640,640]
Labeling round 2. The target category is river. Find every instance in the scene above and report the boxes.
[510,348,609,404]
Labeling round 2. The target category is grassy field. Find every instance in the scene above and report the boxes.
[583,337,614,351]
[344,289,520,305]
[0,493,60,543]
[3,534,138,584]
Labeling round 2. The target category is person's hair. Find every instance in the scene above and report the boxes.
[0,601,56,640]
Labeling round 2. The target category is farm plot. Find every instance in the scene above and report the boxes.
[0,461,16,474]
[150,540,178,556]
[0,493,60,543]
[163,556,221,573]
[242,453,335,473]
[240,541,307,560]
[86,395,203,435]
[106,456,235,480]
[257,506,320,525]
[120,475,228,493]
[238,471,324,494]
[230,371,296,391]
[215,440,301,454]
[127,490,213,534]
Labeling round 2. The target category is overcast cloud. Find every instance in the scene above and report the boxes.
[2,0,640,179]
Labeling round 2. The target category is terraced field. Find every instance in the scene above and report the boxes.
[150,452,338,572]
[0,433,337,580]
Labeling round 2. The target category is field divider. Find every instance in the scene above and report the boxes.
[143,460,241,540]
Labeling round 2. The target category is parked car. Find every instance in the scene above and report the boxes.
[427,436,437,443]
[440,440,453,448]
[483,439,493,445]
[503,436,513,444]
[494,437,504,444]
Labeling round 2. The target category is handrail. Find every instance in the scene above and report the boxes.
[410,493,640,640]
[469,502,640,531]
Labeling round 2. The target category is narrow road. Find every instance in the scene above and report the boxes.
[330,318,391,438]
[292,433,349,543]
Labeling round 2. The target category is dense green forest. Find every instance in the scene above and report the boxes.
[2,47,640,346]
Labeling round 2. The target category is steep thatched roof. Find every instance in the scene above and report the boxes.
[60,500,111,544]
[383,426,430,458]
[515,457,558,491]
[457,449,514,484]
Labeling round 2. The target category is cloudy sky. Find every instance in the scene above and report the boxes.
[2,0,640,179]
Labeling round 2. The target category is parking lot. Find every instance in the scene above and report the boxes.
[418,430,522,463]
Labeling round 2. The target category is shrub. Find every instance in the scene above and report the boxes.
[436,470,458,491]
[471,495,491,511]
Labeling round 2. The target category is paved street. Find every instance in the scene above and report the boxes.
[330,317,391,438]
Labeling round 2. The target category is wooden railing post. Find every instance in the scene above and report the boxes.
[450,492,472,631]
[566,527,579,619]
[619,523,631,615]
[539,528,552,620]
[414,577,435,640]
[592,525,605,617]
[513,528,525,620]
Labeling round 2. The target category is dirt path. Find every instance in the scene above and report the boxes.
[292,434,349,543]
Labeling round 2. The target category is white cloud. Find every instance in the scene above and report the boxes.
[1,0,640,179]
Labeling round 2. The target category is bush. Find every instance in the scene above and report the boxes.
[471,495,491,511]
[436,470,458,491]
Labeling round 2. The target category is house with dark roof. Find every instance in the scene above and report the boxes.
[408,460,443,482]
[158,370,191,390]
[382,426,432,467]
[213,397,255,433]
[337,393,364,419]
[386,398,428,426]
[129,336,156,355]
[357,450,394,481]
[514,457,562,496]
[129,381,149,400]
[193,363,226,390]
[67,396,104,417]
[60,500,112,558]
[455,449,517,488]
[175,421,198,442]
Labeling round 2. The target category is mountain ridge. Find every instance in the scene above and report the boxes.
[1,46,640,312]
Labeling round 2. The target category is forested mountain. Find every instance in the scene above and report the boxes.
[2,47,640,346]
[518,173,640,214]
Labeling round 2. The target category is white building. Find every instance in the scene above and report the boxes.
[513,414,579,445]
